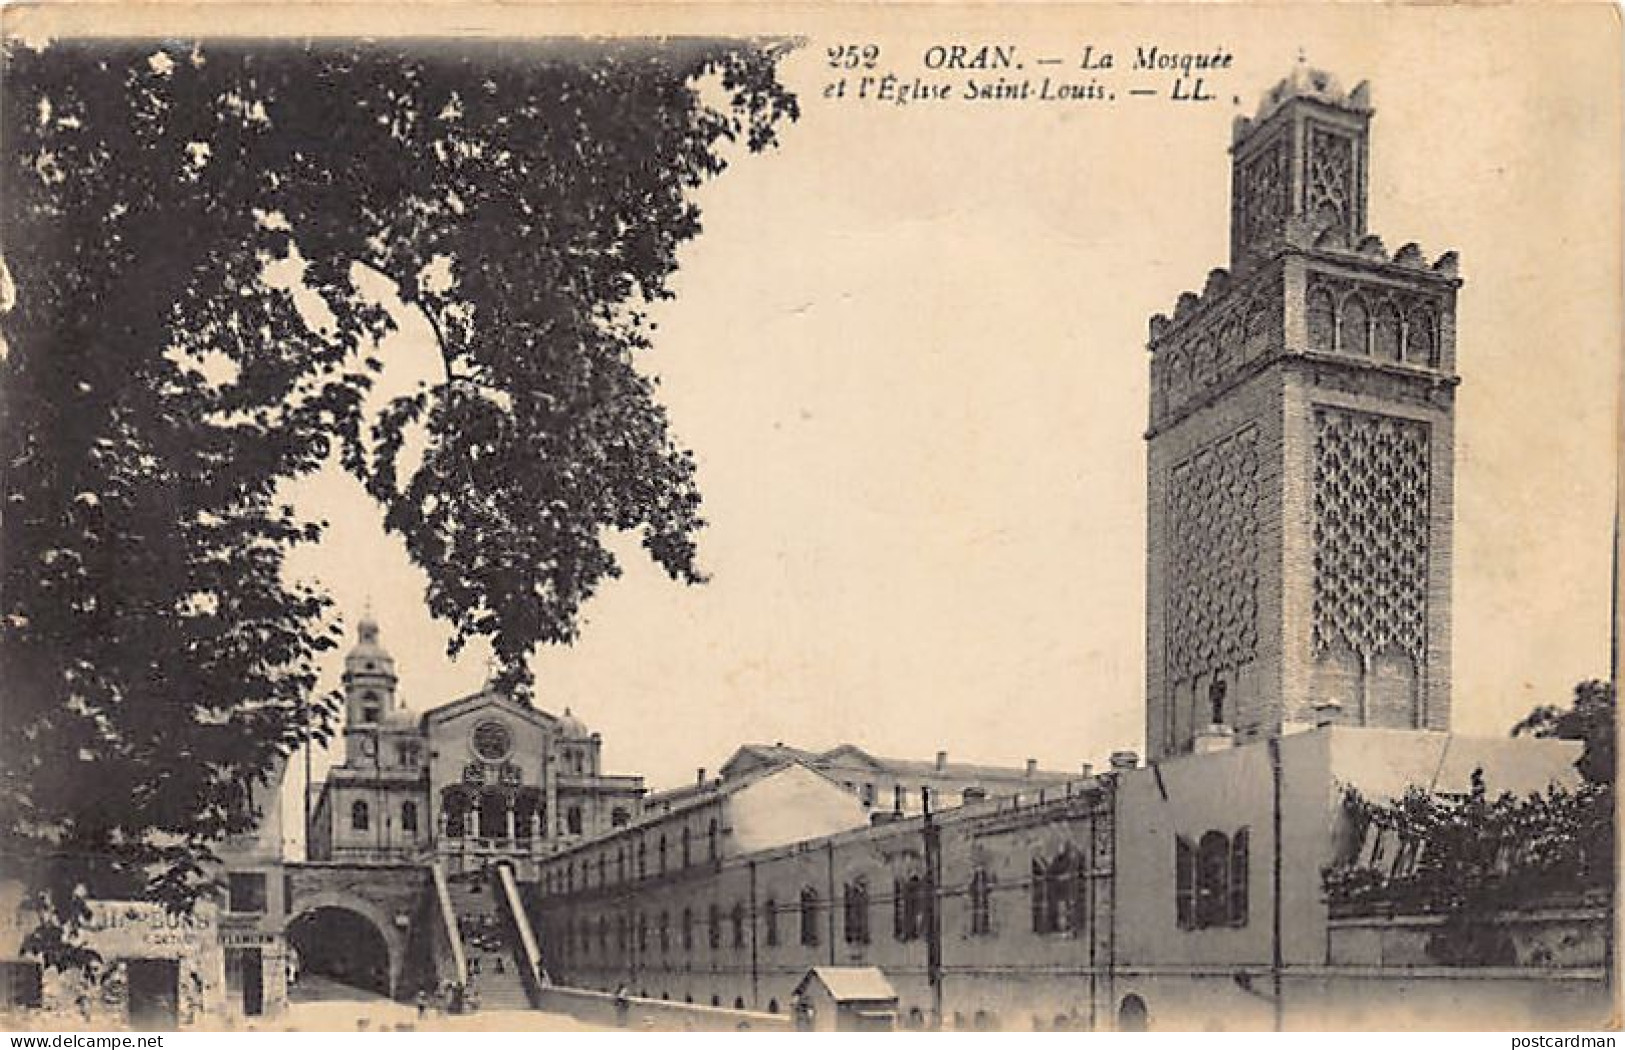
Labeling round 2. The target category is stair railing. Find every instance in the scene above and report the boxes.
[429,860,470,997]
[494,861,547,1004]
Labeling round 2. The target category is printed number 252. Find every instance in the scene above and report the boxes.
[827,45,880,70]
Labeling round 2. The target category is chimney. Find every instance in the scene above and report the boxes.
[935,750,948,772]
[1080,762,1094,778]
[1109,750,1139,772]
[696,767,706,786]
[1024,758,1038,778]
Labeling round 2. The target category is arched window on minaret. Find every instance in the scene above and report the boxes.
[1406,305,1437,367]
[351,800,369,832]
[1341,295,1371,356]
[1374,301,1403,361]
[1308,287,1337,352]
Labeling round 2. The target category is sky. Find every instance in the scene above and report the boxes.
[185,4,1625,843]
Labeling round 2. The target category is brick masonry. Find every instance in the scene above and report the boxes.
[1145,79,1461,760]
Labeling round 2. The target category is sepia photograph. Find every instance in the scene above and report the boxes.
[0,2,1619,1036]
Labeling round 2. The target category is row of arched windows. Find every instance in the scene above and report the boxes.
[349,799,417,834]
[546,865,1010,965]
[1307,288,1438,368]
[551,900,756,961]
[540,816,725,896]
[439,788,543,840]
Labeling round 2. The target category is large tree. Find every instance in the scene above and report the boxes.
[0,37,796,963]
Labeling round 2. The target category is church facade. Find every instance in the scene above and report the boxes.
[307,616,645,880]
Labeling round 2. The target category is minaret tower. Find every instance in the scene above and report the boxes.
[1144,68,1462,760]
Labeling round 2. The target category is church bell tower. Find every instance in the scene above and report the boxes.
[342,612,398,764]
[1144,67,1462,760]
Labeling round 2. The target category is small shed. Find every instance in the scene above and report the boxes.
[792,967,898,1032]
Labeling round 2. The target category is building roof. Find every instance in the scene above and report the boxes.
[722,743,820,773]
[556,758,855,854]
[640,756,836,816]
[345,614,396,678]
[793,966,897,1003]
[423,684,566,734]
[1325,727,1583,803]
[719,742,1072,785]
[557,706,590,739]
[1245,64,1371,126]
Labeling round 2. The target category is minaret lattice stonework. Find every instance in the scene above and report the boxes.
[1144,69,1461,760]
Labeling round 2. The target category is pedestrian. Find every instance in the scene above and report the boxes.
[613,984,631,1028]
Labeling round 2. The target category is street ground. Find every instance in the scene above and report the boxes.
[280,975,607,1032]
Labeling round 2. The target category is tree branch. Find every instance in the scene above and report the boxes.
[349,257,456,386]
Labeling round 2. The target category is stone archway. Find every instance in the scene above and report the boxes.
[286,893,404,998]
[1117,993,1149,1032]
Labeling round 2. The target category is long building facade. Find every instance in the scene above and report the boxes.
[528,728,1596,1030]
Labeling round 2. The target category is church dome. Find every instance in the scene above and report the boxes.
[557,706,589,739]
[345,612,396,678]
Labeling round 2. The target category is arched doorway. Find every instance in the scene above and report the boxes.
[477,789,507,840]
[287,906,393,997]
[442,787,472,838]
[1117,993,1149,1032]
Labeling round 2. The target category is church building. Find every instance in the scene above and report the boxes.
[307,614,645,879]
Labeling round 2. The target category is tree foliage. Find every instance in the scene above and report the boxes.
[1324,680,1619,963]
[1325,773,1613,915]
[1511,678,1615,786]
[0,37,797,963]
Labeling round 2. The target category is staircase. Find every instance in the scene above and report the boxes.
[444,871,532,1011]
